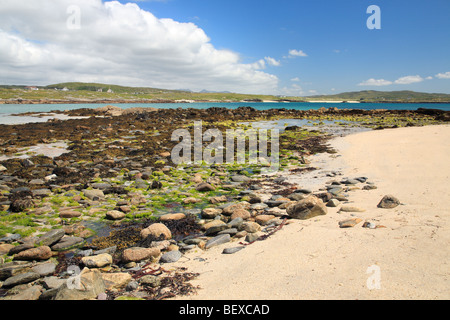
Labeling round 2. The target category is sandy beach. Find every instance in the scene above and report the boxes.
[173,124,450,300]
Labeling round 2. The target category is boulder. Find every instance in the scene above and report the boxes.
[286,195,327,220]
[377,195,401,209]
[54,268,106,300]
[81,253,113,268]
[121,247,160,263]
[101,272,132,291]
[13,246,52,261]
[195,182,215,192]
[105,210,126,220]
[140,223,172,240]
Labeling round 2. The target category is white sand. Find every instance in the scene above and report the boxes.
[172,125,450,300]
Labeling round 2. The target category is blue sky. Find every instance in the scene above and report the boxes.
[1,0,449,95]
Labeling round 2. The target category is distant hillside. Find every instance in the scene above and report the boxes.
[306,90,450,103]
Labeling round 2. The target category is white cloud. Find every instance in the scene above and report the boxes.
[290,77,300,82]
[264,56,281,67]
[394,75,424,85]
[358,78,393,86]
[436,71,450,79]
[288,49,308,57]
[0,0,278,94]
[425,76,433,80]
[279,84,304,97]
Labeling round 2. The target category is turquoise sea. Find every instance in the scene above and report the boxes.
[0,101,449,125]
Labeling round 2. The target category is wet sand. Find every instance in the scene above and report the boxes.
[172,124,450,300]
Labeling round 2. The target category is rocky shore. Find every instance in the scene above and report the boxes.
[0,106,448,300]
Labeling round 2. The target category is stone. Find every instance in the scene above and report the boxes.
[326,199,340,207]
[250,203,268,210]
[121,247,160,263]
[362,221,376,229]
[3,285,43,300]
[0,234,21,243]
[13,246,52,261]
[81,253,113,268]
[139,275,161,287]
[286,195,327,220]
[160,250,183,263]
[42,276,66,290]
[202,219,226,231]
[106,210,126,220]
[222,247,245,254]
[230,208,251,220]
[339,206,366,213]
[140,223,172,240]
[51,236,84,251]
[59,210,82,218]
[82,189,105,201]
[255,215,276,225]
[32,189,52,197]
[36,229,65,246]
[246,232,262,243]
[182,197,201,204]
[101,272,132,290]
[209,195,227,204]
[377,195,401,209]
[0,244,15,255]
[195,182,215,192]
[222,203,243,216]
[240,221,261,233]
[231,175,250,183]
[0,261,33,280]
[159,213,186,221]
[3,272,41,288]
[201,208,222,219]
[8,243,34,255]
[55,267,106,300]
[32,262,56,276]
[218,228,238,236]
[0,164,7,171]
[227,217,244,229]
[339,218,363,228]
[205,234,231,249]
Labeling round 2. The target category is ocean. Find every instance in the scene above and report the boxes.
[0,101,449,125]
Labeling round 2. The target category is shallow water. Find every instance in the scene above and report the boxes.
[0,141,69,161]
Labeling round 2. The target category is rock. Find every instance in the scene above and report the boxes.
[121,247,160,263]
[0,261,33,280]
[32,262,56,277]
[339,206,366,213]
[222,247,245,254]
[195,182,215,192]
[3,285,43,300]
[0,244,15,255]
[218,228,238,236]
[286,195,327,220]
[51,236,84,251]
[106,210,126,220]
[209,195,227,204]
[126,280,139,291]
[240,221,261,233]
[182,197,201,204]
[377,195,401,209]
[55,267,106,300]
[230,208,251,220]
[326,199,340,207]
[3,272,41,288]
[13,246,52,261]
[42,276,66,290]
[139,275,161,287]
[222,203,243,216]
[8,243,34,255]
[140,223,172,240]
[160,250,183,263]
[255,215,276,225]
[339,218,363,228]
[81,253,113,268]
[205,223,228,236]
[205,234,231,249]
[231,175,251,183]
[82,189,105,201]
[36,229,65,247]
[191,173,203,184]
[201,208,222,219]
[227,217,244,229]
[0,234,21,243]
[32,189,52,197]
[102,272,132,290]
[246,232,262,243]
[202,219,226,231]
[59,210,82,218]
[250,203,268,210]
[362,221,376,229]
[159,213,186,221]
[0,164,7,171]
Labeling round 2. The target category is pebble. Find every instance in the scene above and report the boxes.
[205,234,231,249]
[339,218,363,228]
[377,195,401,209]
[339,206,366,213]
[222,247,245,254]
[160,250,183,263]
[326,199,340,207]
[3,272,41,288]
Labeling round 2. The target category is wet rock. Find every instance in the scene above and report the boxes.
[182,197,201,204]
[286,195,327,220]
[159,213,186,221]
[13,246,52,261]
[82,189,105,201]
[377,195,401,209]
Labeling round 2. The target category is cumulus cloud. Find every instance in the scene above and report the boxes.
[394,75,424,85]
[358,78,393,86]
[288,49,308,57]
[0,0,278,94]
[436,71,450,79]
